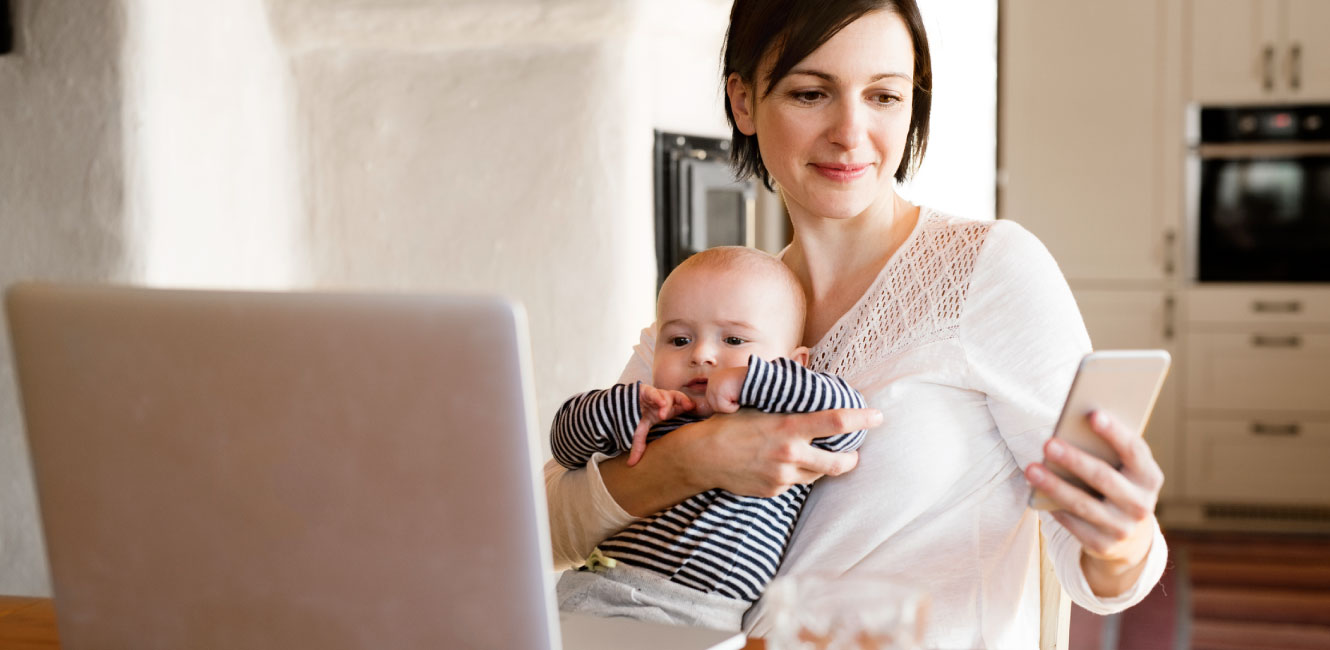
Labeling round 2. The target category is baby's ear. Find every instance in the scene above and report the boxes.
[791,346,810,367]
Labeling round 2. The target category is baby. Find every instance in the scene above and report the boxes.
[550,246,866,632]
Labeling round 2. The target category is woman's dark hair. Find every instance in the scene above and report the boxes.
[722,0,932,189]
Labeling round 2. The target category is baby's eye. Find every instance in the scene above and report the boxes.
[723,336,747,346]
[668,336,692,347]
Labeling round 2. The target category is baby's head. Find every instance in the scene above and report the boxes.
[652,246,809,404]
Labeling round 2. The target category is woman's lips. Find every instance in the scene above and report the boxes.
[812,162,871,182]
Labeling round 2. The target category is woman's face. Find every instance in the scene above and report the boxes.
[729,10,915,223]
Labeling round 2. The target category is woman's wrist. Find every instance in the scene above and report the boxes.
[1079,527,1155,598]
[599,426,708,517]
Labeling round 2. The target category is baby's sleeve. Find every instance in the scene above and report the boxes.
[549,383,642,469]
[738,355,867,452]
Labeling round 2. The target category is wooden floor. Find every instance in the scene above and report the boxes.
[1070,531,1330,650]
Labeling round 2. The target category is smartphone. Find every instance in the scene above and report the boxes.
[1028,350,1171,511]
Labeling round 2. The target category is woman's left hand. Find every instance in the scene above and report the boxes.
[1024,410,1165,597]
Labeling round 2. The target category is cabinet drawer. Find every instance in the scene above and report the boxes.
[1188,287,1330,325]
[1186,331,1330,411]
[1184,418,1330,504]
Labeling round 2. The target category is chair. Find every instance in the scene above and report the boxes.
[1038,523,1072,650]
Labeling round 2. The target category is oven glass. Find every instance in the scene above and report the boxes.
[1198,156,1330,282]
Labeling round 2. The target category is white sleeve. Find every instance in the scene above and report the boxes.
[960,220,1167,613]
[543,326,656,569]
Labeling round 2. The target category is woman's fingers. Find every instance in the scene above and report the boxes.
[1050,509,1118,557]
[1043,438,1150,519]
[1026,461,1132,539]
[783,408,882,441]
[1088,410,1165,492]
[799,448,859,478]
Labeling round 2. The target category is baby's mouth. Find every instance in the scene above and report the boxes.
[685,377,708,391]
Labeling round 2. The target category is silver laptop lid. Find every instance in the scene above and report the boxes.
[7,283,559,649]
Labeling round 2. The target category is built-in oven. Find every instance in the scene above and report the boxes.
[654,131,757,289]
[1189,105,1330,283]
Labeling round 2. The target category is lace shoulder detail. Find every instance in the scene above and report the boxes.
[808,210,994,381]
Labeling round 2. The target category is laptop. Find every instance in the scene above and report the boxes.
[6,283,745,650]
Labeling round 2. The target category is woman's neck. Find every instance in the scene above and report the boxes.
[783,191,920,346]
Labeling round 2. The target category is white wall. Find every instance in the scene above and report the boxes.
[899,0,998,220]
[0,0,131,598]
[0,0,732,596]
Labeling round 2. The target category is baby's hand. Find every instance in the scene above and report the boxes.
[628,384,695,467]
[705,366,750,415]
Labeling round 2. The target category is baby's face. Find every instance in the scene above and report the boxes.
[652,265,803,406]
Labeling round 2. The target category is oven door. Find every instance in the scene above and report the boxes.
[678,157,755,256]
[1196,143,1330,282]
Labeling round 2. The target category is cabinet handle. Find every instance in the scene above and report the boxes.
[1163,294,1175,340]
[1251,334,1302,348]
[1163,229,1176,276]
[1290,43,1302,91]
[1252,300,1302,314]
[1263,45,1275,92]
[1251,422,1301,437]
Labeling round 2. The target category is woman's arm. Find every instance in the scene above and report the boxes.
[600,407,876,515]
[1025,409,1166,597]
[962,220,1167,609]
[544,328,876,565]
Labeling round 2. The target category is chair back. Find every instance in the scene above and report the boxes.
[1038,523,1072,650]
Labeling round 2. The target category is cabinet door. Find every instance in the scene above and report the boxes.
[1186,330,1330,412]
[1189,0,1281,103]
[1185,418,1330,504]
[1283,0,1330,100]
[1073,289,1181,498]
[1000,1,1168,282]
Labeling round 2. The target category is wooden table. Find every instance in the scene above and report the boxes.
[0,596,761,649]
[0,596,60,649]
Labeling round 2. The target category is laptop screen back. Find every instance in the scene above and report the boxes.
[7,284,558,649]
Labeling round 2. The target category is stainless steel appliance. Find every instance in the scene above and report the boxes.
[1189,104,1330,283]
[654,131,756,288]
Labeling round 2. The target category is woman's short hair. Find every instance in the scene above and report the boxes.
[721,0,932,189]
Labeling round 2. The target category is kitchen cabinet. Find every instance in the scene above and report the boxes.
[1184,286,1330,506]
[1189,0,1330,103]
[1073,289,1181,499]
[1000,0,1173,283]
[1001,0,1188,502]
[1185,418,1330,504]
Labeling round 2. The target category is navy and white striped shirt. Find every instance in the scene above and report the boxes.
[550,355,866,603]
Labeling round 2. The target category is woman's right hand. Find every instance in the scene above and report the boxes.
[599,407,881,516]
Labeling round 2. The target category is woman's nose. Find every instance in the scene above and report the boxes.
[827,99,864,149]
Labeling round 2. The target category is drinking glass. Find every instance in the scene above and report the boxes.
[764,573,929,650]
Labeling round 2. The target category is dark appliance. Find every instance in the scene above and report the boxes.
[1190,104,1330,282]
[654,131,757,289]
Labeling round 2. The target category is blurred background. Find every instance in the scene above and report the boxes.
[2,2,1327,647]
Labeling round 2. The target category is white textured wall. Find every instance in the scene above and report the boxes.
[0,0,731,596]
[0,0,131,598]
[124,0,306,288]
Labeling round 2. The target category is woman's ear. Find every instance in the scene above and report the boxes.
[791,346,810,367]
[726,73,757,136]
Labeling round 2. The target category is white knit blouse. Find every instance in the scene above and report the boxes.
[543,209,1168,649]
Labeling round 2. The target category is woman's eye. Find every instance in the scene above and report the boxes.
[669,337,691,347]
[791,90,824,103]
[871,92,900,105]
[723,337,746,346]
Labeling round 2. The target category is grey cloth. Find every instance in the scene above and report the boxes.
[556,563,750,632]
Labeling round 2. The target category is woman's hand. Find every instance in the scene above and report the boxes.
[1024,410,1165,597]
[600,407,881,517]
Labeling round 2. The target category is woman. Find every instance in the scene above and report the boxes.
[545,0,1167,646]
